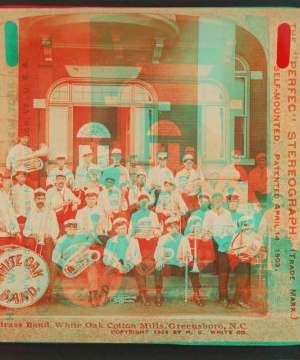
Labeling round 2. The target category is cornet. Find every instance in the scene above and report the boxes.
[190,235,200,273]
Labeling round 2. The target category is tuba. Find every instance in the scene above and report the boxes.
[15,144,49,173]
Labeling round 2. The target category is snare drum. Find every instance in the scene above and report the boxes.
[0,245,49,309]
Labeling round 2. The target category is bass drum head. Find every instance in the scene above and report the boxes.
[0,245,49,309]
[61,245,123,307]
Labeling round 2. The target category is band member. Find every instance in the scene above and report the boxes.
[74,147,102,191]
[103,218,132,273]
[224,190,244,233]
[228,215,265,308]
[248,153,273,207]
[75,188,106,245]
[177,174,200,213]
[163,179,188,220]
[0,172,21,245]
[126,154,143,175]
[154,217,185,306]
[177,216,215,306]
[155,191,174,234]
[175,154,204,190]
[127,217,161,306]
[46,153,74,190]
[204,169,222,198]
[185,193,212,235]
[10,168,35,232]
[46,174,81,235]
[127,168,154,214]
[128,194,160,237]
[202,193,235,307]
[50,219,98,305]
[23,188,59,263]
[6,131,33,172]
[220,150,248,183]
[146,150,175,192]
[110,148,130,188]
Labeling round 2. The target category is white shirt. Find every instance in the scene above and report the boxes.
[23,205,59,242]
[10,183,35,218]
[46,186,80,212]
[147,166,174,190]
[203,208,234,238]
[0,190,19,237]
[6,143,33,172]
[75,205,104,235]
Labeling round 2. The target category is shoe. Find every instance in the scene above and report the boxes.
[219,299,229,307]
[193,292,204,307]
[237,300,250,308]
[141,293,150,306]
[155,293,163,307]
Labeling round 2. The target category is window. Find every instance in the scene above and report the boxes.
[199,82,227,161]
[234,55,250,158]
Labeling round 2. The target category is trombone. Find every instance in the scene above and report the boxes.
[190,234,201,273]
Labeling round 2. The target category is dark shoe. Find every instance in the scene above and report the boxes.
[237,300,250,308]
[155,293,163,307]
[193,292,204,307]
[141,293,150,306]
[219,298,229,307]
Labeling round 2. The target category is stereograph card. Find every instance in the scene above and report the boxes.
[0,7,298,344]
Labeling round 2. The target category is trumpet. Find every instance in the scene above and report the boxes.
[190,234,200,273]
[136,248,174,276]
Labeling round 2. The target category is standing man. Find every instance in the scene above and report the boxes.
[10,168,35,233]
[202,193,235,307]
[0,172,21,245]
[46,154,74,190]
[110,148,130,188]
[23,188,59,262]
[147,150,175,192]
[248,153,273,207]
[6,131,33,173]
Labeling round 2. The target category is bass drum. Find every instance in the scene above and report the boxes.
[0,245,49,309]
[61,245,123,307]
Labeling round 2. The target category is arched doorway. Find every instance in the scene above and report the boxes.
[75,121,112,169]
[148,120,182,173]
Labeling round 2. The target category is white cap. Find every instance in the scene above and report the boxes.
[81,147,93,157]
[138,217,152,225]
[239,215,253,223]
[113,217,128,227]
[55,153,67,160]
[183,154,193,162]
[165,216,180,226]
[34,187,46,196]
[137,168,147,177]
[112,148,121,155]
[64,219,78,227]
[84,188,99,197]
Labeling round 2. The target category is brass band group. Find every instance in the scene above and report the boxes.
[0,131,293,309]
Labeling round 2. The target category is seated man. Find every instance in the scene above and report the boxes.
[46,174,81,236]
[202,193,235,307]
[128,194,160,237]
[127,217,161,306]
[46,153,74,190]
[75,188,106,246]
[23,188,59,263]
[154,217,185,306]
[228,215,265,308]
[49,219,98,306]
